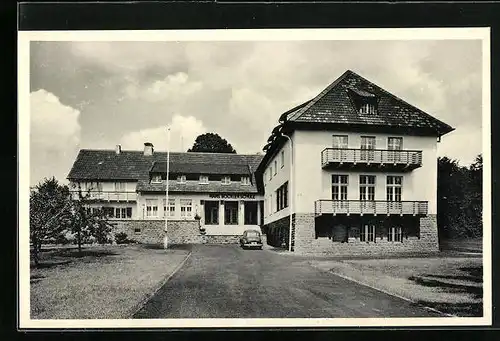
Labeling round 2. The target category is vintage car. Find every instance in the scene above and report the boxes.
[239,229,263,249]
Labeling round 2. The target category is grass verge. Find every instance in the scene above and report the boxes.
[30,244,191,319]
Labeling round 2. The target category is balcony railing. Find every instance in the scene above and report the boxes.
[321,148,423,171]
[314,200,428,216]
[70,191,137,202]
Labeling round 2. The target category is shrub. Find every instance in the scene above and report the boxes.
[114,232,129,244]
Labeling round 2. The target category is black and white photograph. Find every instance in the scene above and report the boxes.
[18,28,491,328]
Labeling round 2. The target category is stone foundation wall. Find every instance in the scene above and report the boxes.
[110,219,203,244]
[263,215,292,248]
[293,213,439,256]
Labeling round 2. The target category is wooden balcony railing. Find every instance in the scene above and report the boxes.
[70,191,137,202]
[321,148,423,171]
[314,200,428,216]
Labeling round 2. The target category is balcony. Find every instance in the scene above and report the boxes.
[321,148,423,171]
[70,191,137,202]
[314,200,428,217]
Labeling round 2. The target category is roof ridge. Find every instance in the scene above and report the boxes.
[291,70,354,121]
[80,149,263,157]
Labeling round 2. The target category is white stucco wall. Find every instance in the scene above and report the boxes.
[291,130,439,215]
[262,138,293,225]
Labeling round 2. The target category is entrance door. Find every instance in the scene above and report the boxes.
[244,201,258,225]
[204,201,219,225]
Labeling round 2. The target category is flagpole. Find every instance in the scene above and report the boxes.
[164,127,171,250]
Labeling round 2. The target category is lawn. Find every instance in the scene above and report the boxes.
[30,244,191,319]
[309,254,483,317]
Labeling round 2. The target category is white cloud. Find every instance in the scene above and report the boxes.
[124,72,203,103]
[120,114,207,152]
[30,89,81,185]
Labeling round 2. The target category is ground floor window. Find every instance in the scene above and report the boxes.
[388,226,403,242]
[163,199,175,218]
[204,201,219,225]
[360,224,376,242]
[224,201,239,225]
[180,199,193,218]
[115,207,132,219]
[244,201,258,225]
[146,199,158,217]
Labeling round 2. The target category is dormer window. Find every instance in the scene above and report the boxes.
[359,103,376,115]
[241,176,250,185]
[199,175,209,184]
[177,175,186,184]
[221,176,231,185]
[151,175,162,183]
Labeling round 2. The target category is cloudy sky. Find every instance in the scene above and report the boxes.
[29,39,483,186]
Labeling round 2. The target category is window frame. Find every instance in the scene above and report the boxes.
[114,182,126,191]
[163,198,176,218]
[274,160,277,175]
[146,199,158,218]
[151,174,162,183]
[280,150,285,168]
[388,226,403,242]
[359,175,376,201]
[177,175,187,184]
[332,175,349,201]
[221,176,231,185]
[360,224,376,242]
[180,199,193,218]
[386,176,403,202]
[199,175,209,184]
[359,103,376,115]
[241,176,250,185]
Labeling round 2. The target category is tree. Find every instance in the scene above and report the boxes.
[69,185,113,254]
[187,133,236,153]
[30,177,72,266]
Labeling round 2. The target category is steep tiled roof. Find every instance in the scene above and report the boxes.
[282,70,454,136]
[136,179,260,194]
[150,161,251,175]
[67,149,263,181]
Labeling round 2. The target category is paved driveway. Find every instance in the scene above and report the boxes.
[133,244,442,318]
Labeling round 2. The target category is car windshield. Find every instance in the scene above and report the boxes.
[246,231,259,237]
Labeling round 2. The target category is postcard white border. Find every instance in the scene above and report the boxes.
[18,27,492,329]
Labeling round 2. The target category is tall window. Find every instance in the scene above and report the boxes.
[360,224,376,242]
[163,198,175,218]
[387,137,403,162]
[224,201,239,225]
[241,176,250,185]
[221,176,231,185]
[280,150,285,168]
[360,136,376,161]
[177,175,186,184]
[332,135,348,149]
[274,160,277,175]
[388,226,403,242]
[199,175,209,184]
[269,166,272,180]
[276,182,288,211]
[359,175,376,201]
[332,175,348,200]
[146,199,158,217]
[359,103,376,115]
[387,176,403,211]
[114,182,126,191]
[180,199,192,218]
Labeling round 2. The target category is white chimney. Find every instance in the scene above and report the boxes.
[144,142,154,156]
[115,144,122,155]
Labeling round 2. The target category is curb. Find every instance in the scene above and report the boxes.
[127,251,192,318]
[310,263,458,318]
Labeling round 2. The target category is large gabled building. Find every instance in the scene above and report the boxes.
[257,70,454,255]
[67,144,264,244]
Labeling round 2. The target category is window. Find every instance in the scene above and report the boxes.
[177,175,186,184]
[180,199,192,218]
[332,175,348,201]
[221,176,231,185]
[199,175,209,184]
[224,201,239,225]
[274,160,277,175]
[386,176,403,201]
[275,182,289,211]
[359,103,376,115]
[241,176,250,185]
[151,174,162,183]
[387,137,403,162]
[333,135,348,149]
[114,182,126,191]
[115,207,130,219]
[280,150,285,168]
[359,175,376,201]
[146,199,158,217]
[360,136,376,161]
[360,224,376,242]
[388,226,403,242]
[163,198,175,218]
[134,228,141,234]
[269,193,273,213]
[269,166,272,180]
